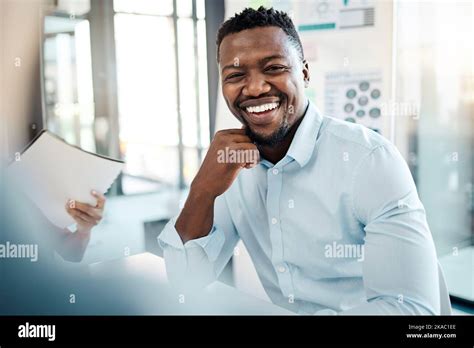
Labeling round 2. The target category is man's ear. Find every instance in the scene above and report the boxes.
[302,59,310,87]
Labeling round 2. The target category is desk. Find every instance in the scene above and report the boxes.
[88,252,293,315]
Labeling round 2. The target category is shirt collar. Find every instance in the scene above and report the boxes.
[285,101,323,168]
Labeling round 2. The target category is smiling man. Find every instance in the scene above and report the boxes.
[158,7,441,314]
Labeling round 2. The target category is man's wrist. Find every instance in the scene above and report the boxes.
[175,186,216,243]
[76,226,92,237]
[188,185,217,204]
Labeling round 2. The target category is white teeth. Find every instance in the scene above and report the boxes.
[245,102,279,114]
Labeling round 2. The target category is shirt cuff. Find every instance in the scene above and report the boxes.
[157,217,225,262]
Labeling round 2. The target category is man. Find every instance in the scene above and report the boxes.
[158,7,440,314]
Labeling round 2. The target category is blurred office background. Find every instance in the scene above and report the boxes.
[1,0,472,312]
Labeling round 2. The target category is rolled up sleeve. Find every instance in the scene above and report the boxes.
[157,194,239,288]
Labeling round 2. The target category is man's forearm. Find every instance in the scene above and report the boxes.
[173,128,257,243]
[175,188,216,243]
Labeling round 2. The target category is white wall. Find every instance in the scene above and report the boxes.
[0,0,54,158]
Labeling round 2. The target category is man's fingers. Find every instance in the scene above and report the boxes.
[215,129,252,144]
[224,143,260,168]
[74,213,94,225]
[66,205,98,225]
[69,201,103,220]
[64,191,105,226]
[244,163,257,169]
[231,142,260,153]
[215,128,246,136]
[91,190,106,209]
[228,134,253,144]
[239,143,260,167]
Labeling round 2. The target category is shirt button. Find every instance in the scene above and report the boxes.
[272,168,279,175]
[278,266,286,273]
[271,218,278,225]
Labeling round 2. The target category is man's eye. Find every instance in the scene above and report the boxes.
[266,66,287,72]
[225,73,244,81]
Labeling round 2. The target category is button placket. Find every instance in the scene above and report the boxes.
[266,165,293,297]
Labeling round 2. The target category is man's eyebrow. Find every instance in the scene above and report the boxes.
[259,54,287,65]
[221,64,243,73]
[221,54,287,73]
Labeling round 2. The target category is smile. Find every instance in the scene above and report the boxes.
[239,97,283,126]
[245,102,279,114]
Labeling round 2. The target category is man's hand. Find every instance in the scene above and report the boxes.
[65,190,106,233]
[191,128,259,198]
[175,128,259,243]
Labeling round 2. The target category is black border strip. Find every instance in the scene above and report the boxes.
[0,315,472,346]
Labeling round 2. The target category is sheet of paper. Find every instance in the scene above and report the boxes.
[7,131,124,228]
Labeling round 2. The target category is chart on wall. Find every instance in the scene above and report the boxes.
[324,70,383,133]
[295,0,375,32]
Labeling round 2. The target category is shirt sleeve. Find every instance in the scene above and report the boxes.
[157,193,240,288]
[342,143,441,315]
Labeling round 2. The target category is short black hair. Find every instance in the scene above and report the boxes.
[216,6,304,62]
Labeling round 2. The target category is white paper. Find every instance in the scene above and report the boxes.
[7,131,124,228]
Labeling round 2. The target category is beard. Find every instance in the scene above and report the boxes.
[244,119,291,147]
[241,98,291,147]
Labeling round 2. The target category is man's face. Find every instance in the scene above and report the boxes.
[219,26,309,147]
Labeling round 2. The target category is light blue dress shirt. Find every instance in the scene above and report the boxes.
[158,101,440,315]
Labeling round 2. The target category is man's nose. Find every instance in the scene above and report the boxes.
[242,73,271,97]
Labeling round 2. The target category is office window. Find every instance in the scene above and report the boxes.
[113,0,174,16]
[43,15,96,153]
[114,0,210,194]
[395,1,473,303]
